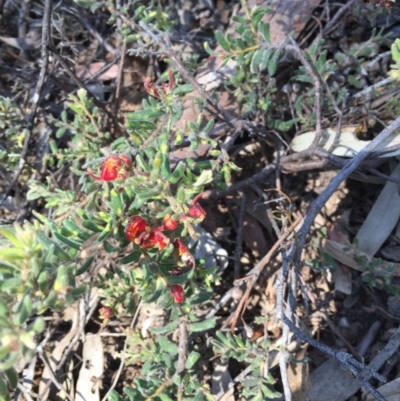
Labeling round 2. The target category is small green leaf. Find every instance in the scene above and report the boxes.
[188,316,216,332]
[110,189,124,217]
[268,59,277,76]
[193,170,213,187]
[150,320,180,334]
[13,296,32,326]
[120,250,141,264]
[53,231,82,250]
[76,256,95,275]
[215,30,230,52]
[82,220,104,233]
[169,161,186,184]
[259,21,270,43]
[158,336,178,354]
[165,269,194,284]
[185,351,200,369]
[4,367,18,390]
[173,84,194,95]
[108,390,124,401]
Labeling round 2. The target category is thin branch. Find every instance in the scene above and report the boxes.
[101,300,142,401]
[177,316,188,375]
[234,192,247,280]
[283,315,388,401]
[230,214,303,331]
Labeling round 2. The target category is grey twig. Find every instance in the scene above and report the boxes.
[234,192,247,280]
[282,315,388,401]
[292,115,400,257]
[177,316,188,375]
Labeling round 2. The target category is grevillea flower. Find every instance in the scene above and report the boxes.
[188,193,206,221]
[173,239,195,268]
[170,284,184,303]
[163,214,179,231]
[139,230,170,250]
[144,70,175,99]
[99,306,112,320]
[88,154,131,182]
[125,216,148,242]
[172,267,183,276]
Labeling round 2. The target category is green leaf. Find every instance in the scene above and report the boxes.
[158,336,178,354]
[169,161,186,184]
[251,49,263,74]
[82,220,104,233]
[193,170,213,187]
[108,390,124,401]
[13,295,32,326]
[0,227,19,247]
[173,84,194,95]
[76,256,95,275]
[185,351,200,369]
[4,367,18,390]
[188,316,216,332]
[36,231,70,260]
[215,30,230,52]
[62,219,91,241]
[165,269,194,284]
[150,319,180,334]
[204,41,215,55]
[71,285,88,297]
[53,231,82,250]
[268,58,277,76]
[0,299,9,317]
[120,250,141,264]
[54,266,70,292]
[258,21,270,43]
[98,220,114,242]
[0,376,10,401]
[135,154,150,172]
[144,276,164,303]
[110,189,124,217]
[126,108,163,121]
[347,74,362,89]
[188,291,214,305]
[160,153,171,178]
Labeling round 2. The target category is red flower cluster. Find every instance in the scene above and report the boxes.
[88,154,131,182]
[125,214,180,251]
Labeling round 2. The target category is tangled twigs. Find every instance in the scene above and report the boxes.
[229,213,303,332]
[287,38,322,150]
[282,315,388,401]
[1,0,52,205]
[290,114,400,258]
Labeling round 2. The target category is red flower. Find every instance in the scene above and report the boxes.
[163,214,179,231]
[99,306,112,320]
[172,267,183,276]
[125,217,148,242]
[88,154,131,182]
[170,284,184,303]
[174,239,189,256]
[173,239,195,268]
[188,193,206,221]
[144,70,175,99]
[139,230,170,250]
